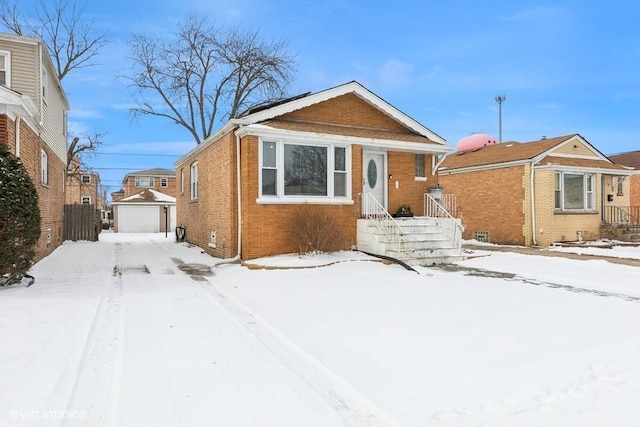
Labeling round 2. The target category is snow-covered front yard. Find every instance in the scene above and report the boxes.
[1,233,640,426]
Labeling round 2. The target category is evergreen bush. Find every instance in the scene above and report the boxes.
[0,144,41,286]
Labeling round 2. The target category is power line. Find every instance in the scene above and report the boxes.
[89,166,176,171]
[92,152,183,157]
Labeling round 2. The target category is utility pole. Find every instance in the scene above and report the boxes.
[495,95,506,143]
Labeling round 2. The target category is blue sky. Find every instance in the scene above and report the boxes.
[53,0,640,195]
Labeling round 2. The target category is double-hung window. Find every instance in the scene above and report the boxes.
[554,172,595,211]
[135,176,154,187]
[415,153,425,178]
[40,150,48,185]
[160,177,168,187]
[260,140,350,201]
[0,51,10,86]
[82,175,91,184]
[190,163,198,200]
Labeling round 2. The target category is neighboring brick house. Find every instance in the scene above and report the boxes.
[66,156,101,206]
[608,150,640,208]
[111,189,125,202]
[175,81,451,261]
[121,168,176,198]
[0,33,69,261]
[439,134,634,246]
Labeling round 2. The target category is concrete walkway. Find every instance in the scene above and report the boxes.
[463,244,640,267]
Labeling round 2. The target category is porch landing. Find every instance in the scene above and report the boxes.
[356,217,465,266]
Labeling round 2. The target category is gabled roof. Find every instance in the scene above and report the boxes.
[238,81,445,144]
[176,81,448,166]
[441,135,575,170]
[112,189,175,204]
[439,133,633,172]
[608,150,640,169]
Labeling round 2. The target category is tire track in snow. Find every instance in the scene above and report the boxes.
[62,242,125,427]
[435,264,640,303]
[196,279,402,427]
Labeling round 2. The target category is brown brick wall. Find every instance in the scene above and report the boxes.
[631,175,640,207]
[440,166,527,245]
[281,93,408,133]
[238,136,362,260]
[176,132,237,259]
[387,152,436,216]
[65,173,99,205]
[123,176,177,198]
[1,115,65,261]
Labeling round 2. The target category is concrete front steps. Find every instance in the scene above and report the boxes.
[356,217,465,266]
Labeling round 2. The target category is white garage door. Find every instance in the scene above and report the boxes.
[118,205,159,233]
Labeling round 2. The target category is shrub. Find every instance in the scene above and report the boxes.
[600,224,622,241]
[291,204,347,254]
[0,144,41,286]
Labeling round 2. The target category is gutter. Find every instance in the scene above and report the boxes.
[530,163,537,246]
[211,132,242,267]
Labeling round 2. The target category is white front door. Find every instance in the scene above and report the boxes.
[362,151,386,215]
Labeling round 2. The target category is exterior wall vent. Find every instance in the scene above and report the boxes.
[473,231,489,243]
[209,230,217,248]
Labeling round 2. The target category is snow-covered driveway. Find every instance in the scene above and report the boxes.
[1,233,640,426]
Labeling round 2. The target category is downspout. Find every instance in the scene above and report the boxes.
[15,116,21,157]
[211,132,242,267]
[530,163,537,246]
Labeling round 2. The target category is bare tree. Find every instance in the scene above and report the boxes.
[126,14,295,145]
[0,0,109,80]
[66,132,103,176]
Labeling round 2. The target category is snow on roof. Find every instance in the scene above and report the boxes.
[114,189,176,204]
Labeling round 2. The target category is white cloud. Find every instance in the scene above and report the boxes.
[499,6,559,22]
[377,59,413,87]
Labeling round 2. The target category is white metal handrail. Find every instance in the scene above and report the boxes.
[424,193,464,247]
[424,193,457,218]
[363,193,404,243]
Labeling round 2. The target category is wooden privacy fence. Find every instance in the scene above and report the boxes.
[64,204,100,241]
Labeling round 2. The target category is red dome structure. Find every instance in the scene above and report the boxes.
[457,133,497,152]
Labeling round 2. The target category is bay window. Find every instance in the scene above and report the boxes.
[554,172,595,211]
[260,140,350,201]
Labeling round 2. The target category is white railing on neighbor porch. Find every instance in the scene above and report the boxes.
[424,193,464,248]
[363,193,404,243]
[424,193,457,218]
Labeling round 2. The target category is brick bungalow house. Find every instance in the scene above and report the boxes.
[608,150,640,210]
[438,134,634,246]
[0,33,69,261]
[175,81,462,263]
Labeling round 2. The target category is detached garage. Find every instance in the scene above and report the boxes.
[112,189,176,233]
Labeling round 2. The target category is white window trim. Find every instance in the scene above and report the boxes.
[81,196,91,205]
[81,174,91,183]
[0,50,10,87]
[190,162,198,200]
[160,177,168,187]
[257,138,353,204]
[554,171,596,212]
[415,153,426,178]
[180,168,185,194]
[40,149,48,185]
[41,68,48,104]
[135,176,154,187]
